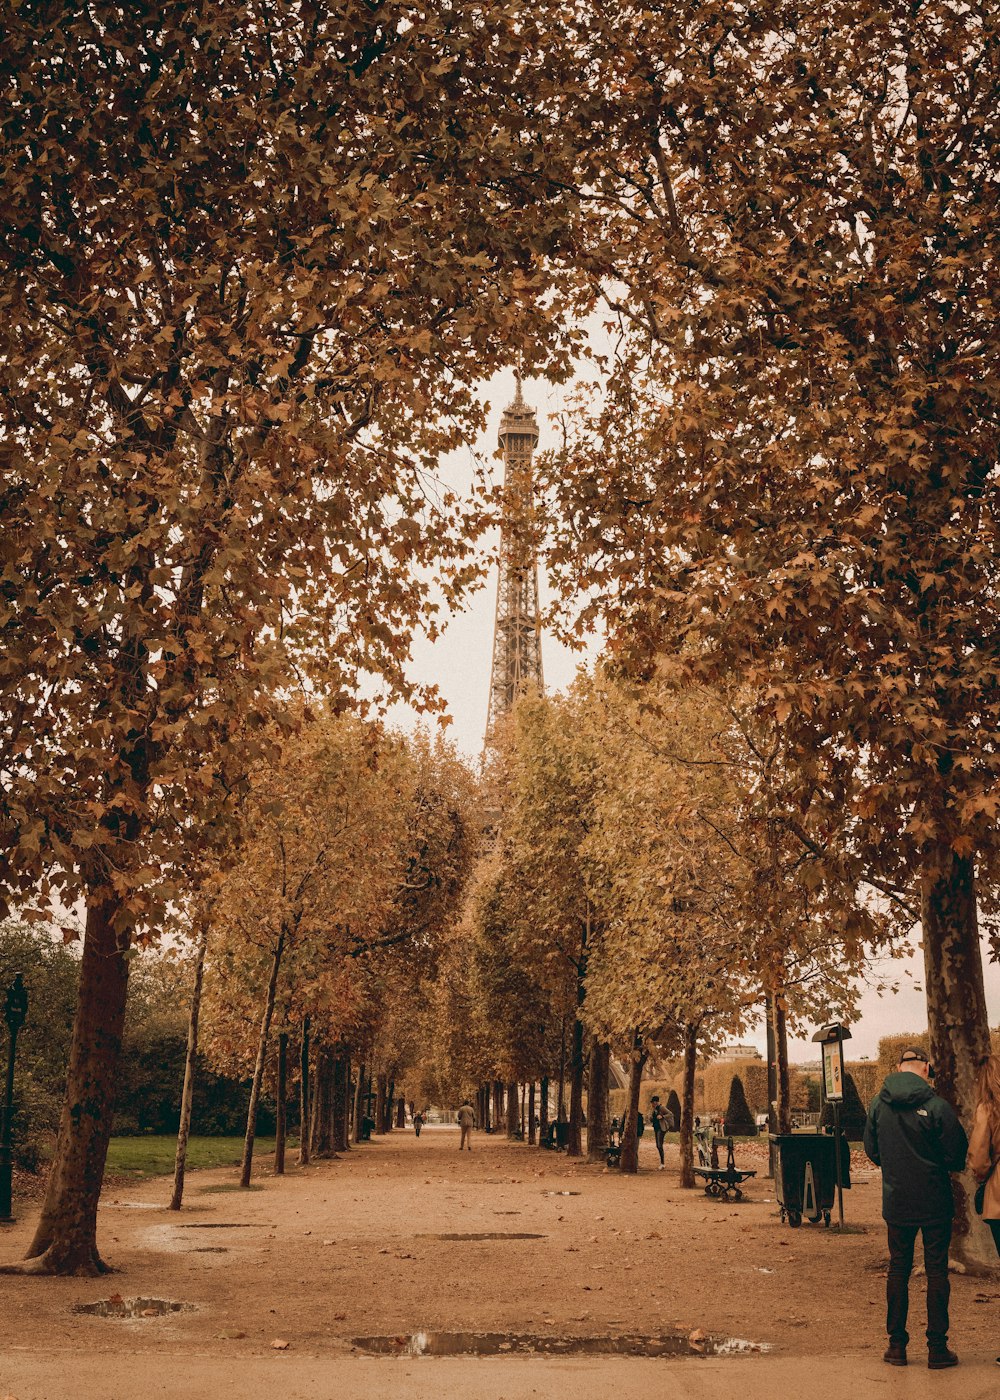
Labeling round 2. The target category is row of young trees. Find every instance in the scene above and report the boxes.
[173,714,479,1198]
[416,671,887,1185]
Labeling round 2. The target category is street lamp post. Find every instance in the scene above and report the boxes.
[0,972,29,1224]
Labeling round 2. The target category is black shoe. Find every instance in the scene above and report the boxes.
[928,1346,958,1370]
[883,1342,907,1366]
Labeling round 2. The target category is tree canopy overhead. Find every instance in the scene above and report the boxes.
[532,0,1000,1260]
[0,0,579,1274]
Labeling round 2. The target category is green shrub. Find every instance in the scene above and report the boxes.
[723,1075,757,1136]
[819,1072,868,1140]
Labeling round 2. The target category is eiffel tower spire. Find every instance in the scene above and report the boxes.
[486,381,544,735]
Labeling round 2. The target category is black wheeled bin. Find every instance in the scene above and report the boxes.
[770,1132,850,1227]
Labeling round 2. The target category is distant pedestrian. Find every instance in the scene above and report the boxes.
[864,1047,967,1370]
[650,1095,671,1170]
[457,1100,475,1151]
[413,1110,425,1138]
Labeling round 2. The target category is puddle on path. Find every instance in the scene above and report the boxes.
[198,1184,265,1194]
[352,1331,768,1358]
[177,1222,270,1229]
[105,1201,164,1211]
[417,1232,545,1242]
[75,1297,195,1320]
[189,1246,229,1253]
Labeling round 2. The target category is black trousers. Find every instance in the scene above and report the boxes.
[886,1219,952,1347]
[654,1128,665,1164]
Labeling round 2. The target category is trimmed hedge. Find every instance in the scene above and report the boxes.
[699,1058,809,1116]
[846,1060,881,1107]
[877,1033,931,1079]
[607,1078,676,1124]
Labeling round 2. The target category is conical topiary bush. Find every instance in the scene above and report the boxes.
[723,1074,757,1136]
[666,1089,682,1131]
[820,1071,867,1141]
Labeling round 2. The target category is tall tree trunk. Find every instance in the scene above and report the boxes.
[312,1047,333,1157]
[341,1051,352,1151]
[169,919,209,1211]
[557,1020,567,1121]
[16,898,130,1274]
[353,1061,366,1144]
[298,1015,311,1166]
[375,1074,388,1134]
[567,1016,585,1156]
[922,850,994,1268]
[765,990,777,1180]
[587,1039,610,1163]
[620,1036,648,1175]
[539,1075,549,1145]
[679,1023,698,1189]
[385,1078,395,1133]
[331,1050,349,1154]
[274,1031,288,1175]
[240,929,285,1188]
[520,1083,526,1136]
[773,994,791,1135]
[506,1080,519,1138]
[528,1081,537,1145]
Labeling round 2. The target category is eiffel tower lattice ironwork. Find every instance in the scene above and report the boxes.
[486,380,544,734]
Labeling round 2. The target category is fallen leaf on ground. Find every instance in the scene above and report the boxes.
[271,1338,290,1350]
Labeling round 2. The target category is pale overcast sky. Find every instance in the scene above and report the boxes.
[387,368,1000,1066]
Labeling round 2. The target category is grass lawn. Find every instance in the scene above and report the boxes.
[105,1135,284,1179]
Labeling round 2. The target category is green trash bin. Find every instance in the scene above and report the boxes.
[770,1132,850,1227]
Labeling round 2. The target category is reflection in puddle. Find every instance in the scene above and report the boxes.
[75,1296,195,1319]
[352,1331,769,1358]
[417,1232,546,1241]
[177,1222,268,1229]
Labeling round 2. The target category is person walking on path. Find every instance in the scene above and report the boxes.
[413,1110,425,1138]
[457,1100,475,1151]
[863,1047,968,1370]
[650,1095,671,1170]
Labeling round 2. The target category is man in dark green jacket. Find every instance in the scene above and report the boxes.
[864,1047,968,1370]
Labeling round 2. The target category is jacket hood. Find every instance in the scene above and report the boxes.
[880,1071,936,1110]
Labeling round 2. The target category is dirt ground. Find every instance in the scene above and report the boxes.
[2,1127,1000,1398]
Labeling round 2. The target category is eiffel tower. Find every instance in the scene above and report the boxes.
[486,379,544,734]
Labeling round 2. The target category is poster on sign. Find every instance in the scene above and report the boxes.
[822,1039,844,1102]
